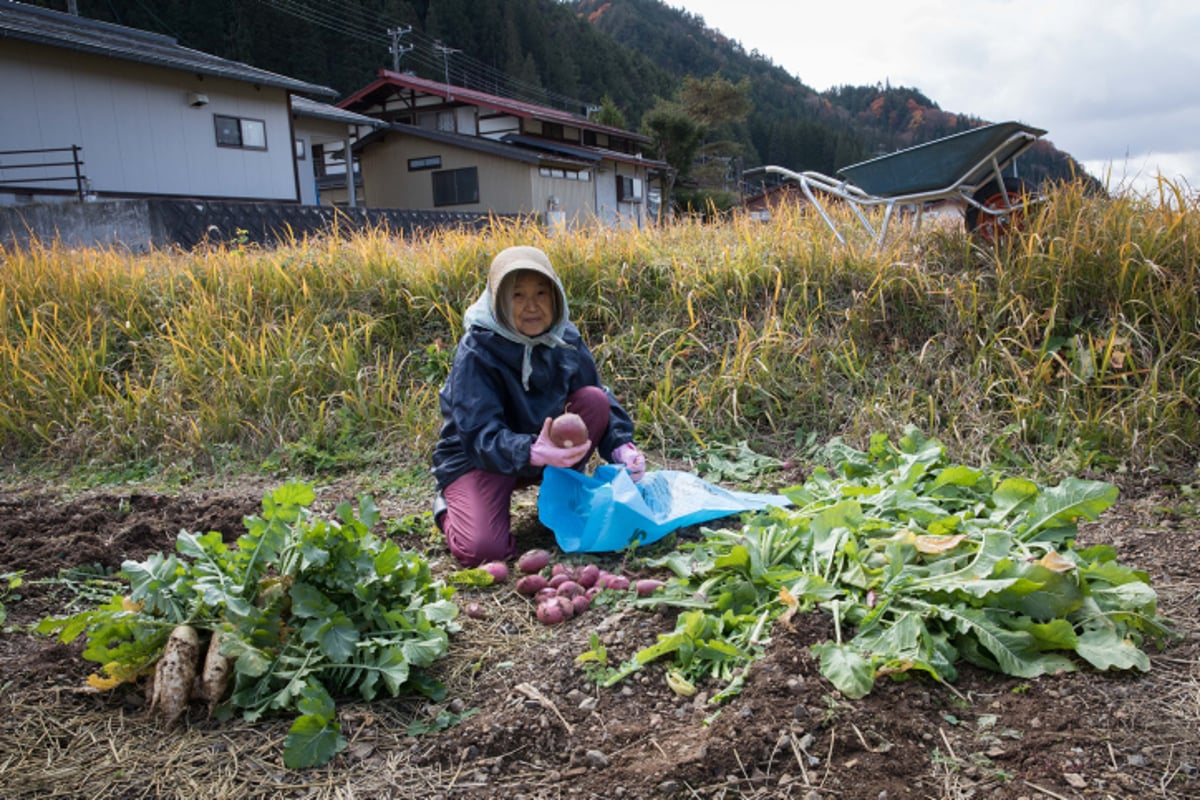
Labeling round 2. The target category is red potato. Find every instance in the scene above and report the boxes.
[575,563,600,588]
[517,548,552,574]
[555,580,584,599]
[536,595,575,625]
[571,594,591,615]
[605,575,630,591]
[550,562,575,580]
[549,411,587,448]
[516,573,549,596]
[463,602,487,619]
[548,573,571,590]
[480,561,509,583]
[535,586,557,603]
[635,578,665,597]
[536,600,567,625]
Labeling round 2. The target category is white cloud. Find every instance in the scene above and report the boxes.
[672,0,1200,195]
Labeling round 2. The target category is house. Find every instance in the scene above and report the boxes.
[336,70,667,228]
[0,0,369,207]
[289,95,384,207]
[742,181,808,221]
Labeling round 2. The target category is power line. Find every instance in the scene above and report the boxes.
[249,0,595,115]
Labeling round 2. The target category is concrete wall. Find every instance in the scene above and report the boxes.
[0,199,515,253]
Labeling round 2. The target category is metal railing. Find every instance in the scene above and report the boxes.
[0,145,88,200]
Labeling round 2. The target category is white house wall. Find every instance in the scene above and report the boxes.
[531,169,596,227]
[0,40,299,202]
[293,116,355,206]
[594,165,619,226]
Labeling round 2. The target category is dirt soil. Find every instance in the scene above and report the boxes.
[0,470,1197,800]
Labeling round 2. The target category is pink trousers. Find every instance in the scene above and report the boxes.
[442,385,611,566]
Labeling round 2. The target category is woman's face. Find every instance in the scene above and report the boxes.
[510,271,555,337]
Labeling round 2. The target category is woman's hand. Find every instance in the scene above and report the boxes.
[530,417,591,468]
[612,443,646,482]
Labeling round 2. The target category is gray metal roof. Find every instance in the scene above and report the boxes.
[0,0,337,98]
[291,95,383,127]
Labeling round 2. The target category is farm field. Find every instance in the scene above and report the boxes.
[1,182,1198,798]
[1,468,1197,799]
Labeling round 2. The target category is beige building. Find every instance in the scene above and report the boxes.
[338,71,665,228]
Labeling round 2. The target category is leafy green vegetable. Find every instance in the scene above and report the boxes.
[37,482,458,768]
[583,427,1177,702]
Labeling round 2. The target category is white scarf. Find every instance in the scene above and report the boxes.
[462,289,568,390]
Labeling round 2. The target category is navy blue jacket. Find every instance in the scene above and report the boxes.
[430,321,634,490]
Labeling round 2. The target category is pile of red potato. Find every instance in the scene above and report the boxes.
[466,548,663,625]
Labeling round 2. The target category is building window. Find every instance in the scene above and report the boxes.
[432,167,479,206]
[408,155,442,171]
[539,166,591,181]
[617,175,643,202]
[214,115,267,150]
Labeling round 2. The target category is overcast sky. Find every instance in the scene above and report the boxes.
[671,0,1200,196]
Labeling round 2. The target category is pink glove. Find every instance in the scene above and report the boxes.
[529,417,591,469]
[612,442,646,482]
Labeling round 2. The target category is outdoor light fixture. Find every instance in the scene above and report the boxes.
[187,91,209,108]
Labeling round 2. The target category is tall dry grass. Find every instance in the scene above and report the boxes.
[1,178,1196,481]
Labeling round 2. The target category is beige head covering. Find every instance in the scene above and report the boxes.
[461,245,570,390]
[487,246,565,334]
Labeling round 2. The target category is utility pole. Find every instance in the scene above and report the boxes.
[433,42,461,96]
[387,26,412,71]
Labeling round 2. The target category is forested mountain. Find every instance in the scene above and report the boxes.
[29,0,1090,192]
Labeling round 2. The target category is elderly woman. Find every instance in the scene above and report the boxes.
[430,245,645,567]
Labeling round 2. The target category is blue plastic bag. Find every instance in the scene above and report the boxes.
[538,465,791,553]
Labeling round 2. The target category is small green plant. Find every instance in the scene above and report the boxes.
[575,632,613,683]
[1,572,25,627]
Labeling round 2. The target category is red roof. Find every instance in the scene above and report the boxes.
[339,69,650,144]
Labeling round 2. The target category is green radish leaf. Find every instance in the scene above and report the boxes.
[811,641,875,699]
[295,679,337,719]
[401,632,449,669]
[931,465,983,491]
[365,645,411,696]
[991,478,1040,521]
[1075,628,1151,671]
[302,613,358,662]
[1008,617,1078,651]
[1018,478,1119,542]
[283,712,345,769]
